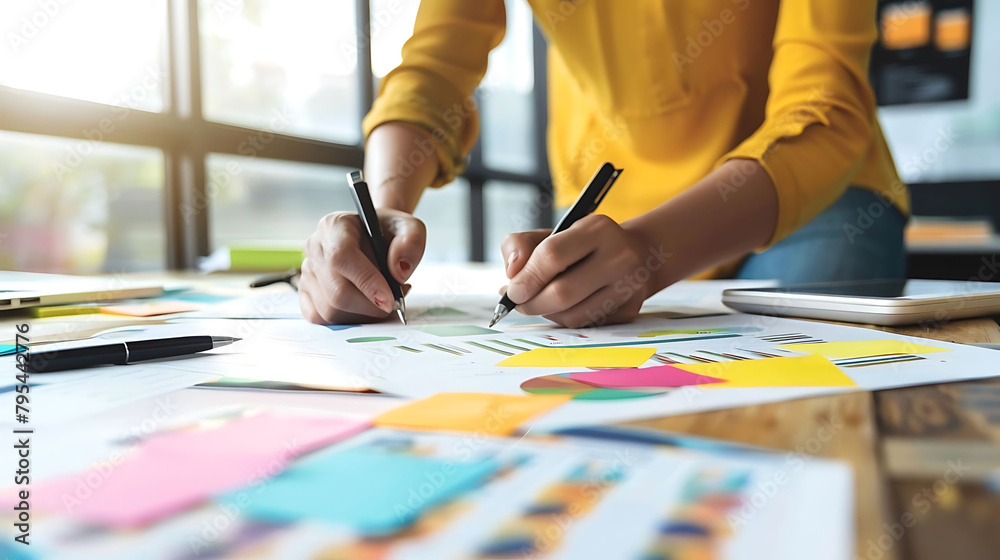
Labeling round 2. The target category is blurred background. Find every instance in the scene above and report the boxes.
[0,0,997,278]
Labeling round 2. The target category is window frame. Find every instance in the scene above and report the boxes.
[0,0,552,270]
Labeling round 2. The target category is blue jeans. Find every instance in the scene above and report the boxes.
[735,187,907,283]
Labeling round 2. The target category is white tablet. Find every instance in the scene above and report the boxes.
[721,279,1000,326]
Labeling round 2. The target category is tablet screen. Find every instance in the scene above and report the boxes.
[741,280,1000,300]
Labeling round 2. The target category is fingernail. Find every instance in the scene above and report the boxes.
[506,252,518,272]
[373,295,394,314]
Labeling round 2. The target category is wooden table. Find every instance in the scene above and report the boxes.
[7,272,998,558]
[626,317,1000,560]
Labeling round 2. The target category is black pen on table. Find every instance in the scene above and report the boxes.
[249,268,300,289]
[347,170,407,325]
[489,162,623,328]
[25,336,241,373]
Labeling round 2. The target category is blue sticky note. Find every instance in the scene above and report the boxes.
[230,449,498,534]
[0,344,17,356]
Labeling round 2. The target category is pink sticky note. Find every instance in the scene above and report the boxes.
[567,365,724,389]
[29,413,368,527]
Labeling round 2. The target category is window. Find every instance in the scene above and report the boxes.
[199,0,362,143]
[415,180,471,264]
[481,0,537,173]
[0,131,165,273]
[0,0,169,112]
[208,155,355,249]
[0,0,551,273]
[483,181,542,264]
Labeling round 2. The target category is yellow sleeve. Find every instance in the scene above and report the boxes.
[361,1,506,187]
[716,0,879,245]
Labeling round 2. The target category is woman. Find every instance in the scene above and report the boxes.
[299,0,908,328]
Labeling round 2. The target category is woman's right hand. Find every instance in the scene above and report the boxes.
[299,208,426,324]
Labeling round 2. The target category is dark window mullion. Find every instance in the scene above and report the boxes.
[182,0,210,264]
[531,23,552,230]
[356,0,375,133]
[468,90,487,262]
[164,0,189,269]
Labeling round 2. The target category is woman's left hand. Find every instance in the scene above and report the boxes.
[500,214,666,328]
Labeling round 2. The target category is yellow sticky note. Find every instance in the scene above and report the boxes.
[782,339,949,360]
[496,347,655,368]
[375,393,571,435]
[678,355,856,389]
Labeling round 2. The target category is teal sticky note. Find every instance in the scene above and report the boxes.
[0,344,17,356]
[166,292,234,304]
[232,449,499,534]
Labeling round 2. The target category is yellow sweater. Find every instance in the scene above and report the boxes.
[363,0,908,247]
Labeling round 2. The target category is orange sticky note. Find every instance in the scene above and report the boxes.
[781,339,949,360]
[678,355,856,389]
[102,301,200,317]
[375,393,571,435]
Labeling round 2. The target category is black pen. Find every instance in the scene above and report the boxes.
[489,162,623,328]
[249,268,300,289]
[347,170,407,324]
[25,336,241,373]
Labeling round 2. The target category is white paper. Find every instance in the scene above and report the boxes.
[313,294,1000,431]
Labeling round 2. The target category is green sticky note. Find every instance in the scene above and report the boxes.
[346,336,396,343]
[233,449,499,534]
[228,246,304,272]
[418,325,501,337]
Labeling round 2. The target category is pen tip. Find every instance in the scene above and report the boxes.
[232,338,242,342]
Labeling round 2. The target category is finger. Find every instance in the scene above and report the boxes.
[501,229,550,278]
[319,276,389,318]
[517,252,620,316]
[304,247,387,318]
[505,229,597,305]
[320,214,395,313]
[543,286,642,329]
[301,276,390,324]
[384,215,426,283]
[298,282,326,324]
